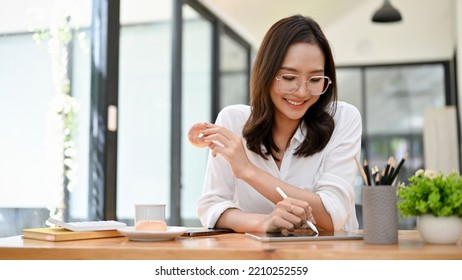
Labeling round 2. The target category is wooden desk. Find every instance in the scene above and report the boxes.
[0,230,461,260]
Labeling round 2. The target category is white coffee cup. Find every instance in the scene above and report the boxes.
[134,204,166,224]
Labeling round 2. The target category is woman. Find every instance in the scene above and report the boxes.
[196,15,362,233]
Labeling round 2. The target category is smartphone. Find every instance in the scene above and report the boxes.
[182,228,234,237]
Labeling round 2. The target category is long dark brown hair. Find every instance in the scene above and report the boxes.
[243,15,337,159]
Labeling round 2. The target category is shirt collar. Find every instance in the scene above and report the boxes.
[260,121,307,153]
[288,121,307,151]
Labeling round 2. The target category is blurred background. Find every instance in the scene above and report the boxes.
[0,0,460,236]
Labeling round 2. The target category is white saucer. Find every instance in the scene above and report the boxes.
[117,226,187,242]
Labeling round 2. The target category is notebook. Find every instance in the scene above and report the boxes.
[245,230,363,242]
[22,227,124,242]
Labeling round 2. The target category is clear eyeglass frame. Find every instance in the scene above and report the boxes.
[275,74,332,95]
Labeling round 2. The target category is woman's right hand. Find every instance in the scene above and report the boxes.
[260,197,316,232]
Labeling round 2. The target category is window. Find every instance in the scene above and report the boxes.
[181,5,212,225]
[0,0,92,237]
[0,0,252,236]
[117,0,173,222]
[219,31,249,109]
[337,63,450,229]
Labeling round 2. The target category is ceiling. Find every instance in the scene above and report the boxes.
[198,0,381,48]
[197,0,455,66]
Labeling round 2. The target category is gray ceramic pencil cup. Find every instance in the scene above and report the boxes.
[362,185,398,244]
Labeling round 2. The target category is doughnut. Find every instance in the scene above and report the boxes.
[135,220,168,232]
[188,123,208,148]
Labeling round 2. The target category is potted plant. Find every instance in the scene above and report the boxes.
[397,169,462,244]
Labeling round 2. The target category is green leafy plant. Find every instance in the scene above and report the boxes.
[397,169,462,218]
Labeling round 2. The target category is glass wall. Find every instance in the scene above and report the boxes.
[117,0,172,223]
[364,65,445,176]
[338,63,446,181]
[0,0,92,237]
[181,6,212,225]
[337,63,448,228]
[116,1,250,226]
[336,68,364,204]
[219,32,249,110]
[69,26,91,221]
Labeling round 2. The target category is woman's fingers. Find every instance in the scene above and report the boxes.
[200,125,253,180]
[275,201,304,229]
[201,126,238,155]
[290,198,316,224]
[275,198,316,231]
[269,215,296,231]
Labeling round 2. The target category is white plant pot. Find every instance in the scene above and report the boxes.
[417,214,462,244]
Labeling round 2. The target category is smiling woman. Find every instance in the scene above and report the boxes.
[197,15,362,234]
[270,42,328,126]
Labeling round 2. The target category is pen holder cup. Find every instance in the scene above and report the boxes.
[361,186,398,244]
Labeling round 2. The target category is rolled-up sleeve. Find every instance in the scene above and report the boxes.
[197,153,242,228]
[315,104,362,231]
[197,105,248,228]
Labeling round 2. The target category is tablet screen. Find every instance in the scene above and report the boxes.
[245,230,363,242]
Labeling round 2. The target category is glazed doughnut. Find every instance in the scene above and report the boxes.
[135,220,168,232]
[188,123,208,148]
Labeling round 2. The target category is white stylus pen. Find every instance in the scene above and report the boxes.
[275,187,319,234]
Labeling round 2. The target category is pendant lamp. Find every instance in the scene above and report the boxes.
[372,0,402,23]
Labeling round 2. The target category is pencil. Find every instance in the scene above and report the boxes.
[275,187,319,234]
[381,156,393,185]
[388,152,409,185]
[363,159,372,186]
[375,172,381,185]
[386,157,396,185]
[354,157,369,186]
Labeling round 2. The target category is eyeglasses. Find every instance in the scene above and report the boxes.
[275,74,332,95]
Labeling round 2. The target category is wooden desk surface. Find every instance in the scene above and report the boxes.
[0,230,461,260]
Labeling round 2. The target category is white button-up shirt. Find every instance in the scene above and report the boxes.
[197,101,362,231]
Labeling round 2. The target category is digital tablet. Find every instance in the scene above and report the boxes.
[245,230,363,242]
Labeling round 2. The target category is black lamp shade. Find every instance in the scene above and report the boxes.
[372,0,402,23]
